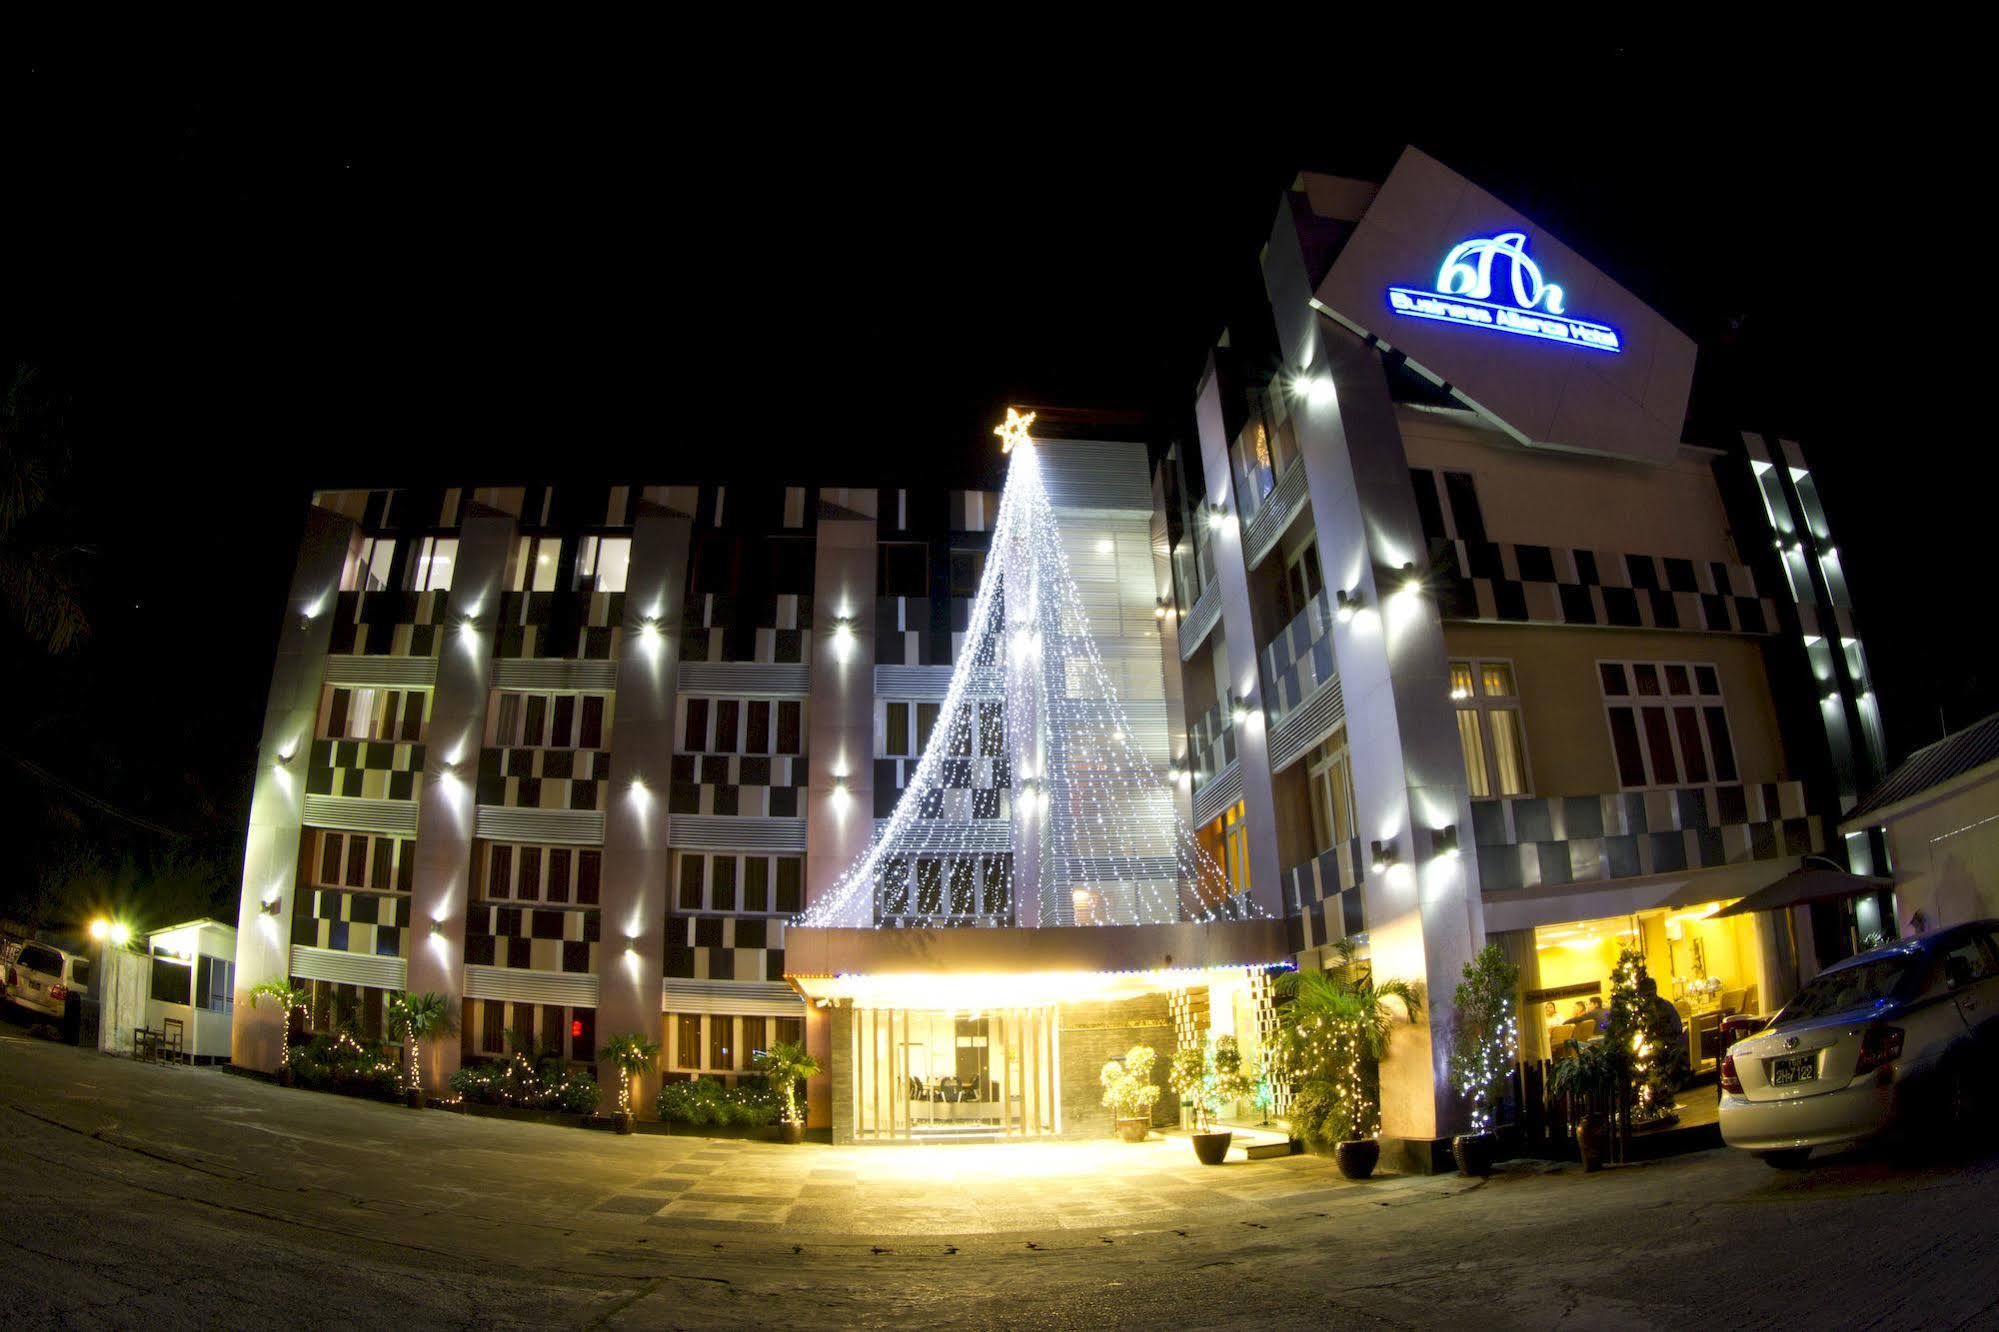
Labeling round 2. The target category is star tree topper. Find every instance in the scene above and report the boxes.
[994,406,1036,454]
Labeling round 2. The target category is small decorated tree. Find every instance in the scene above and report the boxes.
[598,1032,661,1128]
[1099,1044,1161,1139]
[1171,1035,1257,1132]
[385,991,456,1107]
[753,1040,822,1140]
[1448,944,1520,1137]
[1609,947,1683,1123]
[247,979,311,1082]
[1274,941,1422,1151]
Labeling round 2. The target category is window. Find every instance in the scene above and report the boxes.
[483,842,597,903]
[741,1016,769,1061]
[708,1015,734,1070]
[675,1013,702,1069]
[1221,801,1251,898]
[311,831,406,892]
[949,549,986,596]
[322,686,427,742]
[195,955,234,1013]
[878,542,928,597]
[491,691,612,749]
[507,535,562,593]
[150,952,193,1006]
[1451,659,1530,797]
[574,536,631,593]
[684,696,804,755]
[342,536,396,592]
[672,853,805,913]
[1283,541,1324,623]
[1598,660,1739,789]
[1306,734,1357,854]
[407,536,457,592]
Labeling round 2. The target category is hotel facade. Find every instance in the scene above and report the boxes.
[231,147,1888,1165]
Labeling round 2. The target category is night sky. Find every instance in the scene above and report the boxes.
[3,51,1979,911]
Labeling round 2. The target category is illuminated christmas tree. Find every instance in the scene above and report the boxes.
[798,410,1265,929]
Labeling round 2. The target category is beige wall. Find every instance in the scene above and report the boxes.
[1872,770,1999,934]
[1443,623,1790,798]
[1400,411,1740,566]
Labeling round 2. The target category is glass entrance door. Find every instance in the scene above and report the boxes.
[848,1006,1061,1141]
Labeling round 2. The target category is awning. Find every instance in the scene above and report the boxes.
[1710,864,1894,919]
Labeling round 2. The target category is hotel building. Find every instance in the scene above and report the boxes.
[230,147,1885,1165]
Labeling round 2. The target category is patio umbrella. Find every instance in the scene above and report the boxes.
[1709,860,1894,919]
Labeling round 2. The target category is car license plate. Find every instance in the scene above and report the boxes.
[1771,1053,1818,1086]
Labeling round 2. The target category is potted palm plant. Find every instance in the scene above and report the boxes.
[247,979,311,1086]
[1447,944,1520,1177]
[1275,941,1421,1180]
[386,991,456,1109]
[1546,1037,1623,1172]
[753,1039,821,1143]
[1099,1044,1161,1142]
[599,1032,661,1134]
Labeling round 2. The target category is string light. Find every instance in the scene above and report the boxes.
[798,422,1268,930]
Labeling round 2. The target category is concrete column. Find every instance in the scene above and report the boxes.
[1285,318,1485,1153]
[231,504,356,1071]
[407,503,517,1091]
[595,502,692,1116]
[1191,359,1284,918]
[804,505,879,910]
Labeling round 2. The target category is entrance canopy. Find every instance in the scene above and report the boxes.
[785,920,1290,1009]
[1710,864,1893,919]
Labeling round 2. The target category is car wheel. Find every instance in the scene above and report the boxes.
[1759,1148,1812,1169]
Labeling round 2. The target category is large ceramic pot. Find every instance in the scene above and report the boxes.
[1453,1131,1496,1177]
[406,1088,425,1111]
[781,1120,805,1145]
[615,1112,636,1136]
[1335,1138,1380,1180]
[1575,1114,1608,1173]
[1191,1131,1232,1166]
[1116,1118,1151,1144]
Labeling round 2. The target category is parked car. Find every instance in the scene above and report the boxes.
[3,941,92,1019]
[1719,921,1999,1167]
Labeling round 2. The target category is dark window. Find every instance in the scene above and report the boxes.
[370,838,393,891]
[741,1015,768,1061]
[1695,665,1721,695]
[551,696,576,748]
[1674,706,1710,783]
[519,847,543,902]
[576,851,601,905]
[319,833,343,886]
[885,702,909,757]
[344,839,367,887]
[151,953,192,1006]
[579,696,605,749]
[746,701,771,755]
[949,859,976,914]
[709,1014,734,1070]
[1442,471,1487,543]
[767,539,810,592]
[878,543,928,597]
[1705,706,1739,781]
[777,702,802,754]
[327,688,351,738]
[949,549,985,596]
[676,1013,702,1068]
[1608,709,1647,788]
[679,856,705,910]
[1598,662,1628,696]
[548,848,572,904]
[715,700,740,753]
[488,845,513,899]
[978,702,1004,757]
[917,704,939,753]
[524,695,548,747]
[1664,664,1691,696]
[401,693,424,741]
[916,860,944,915]
[1409,469,1447,545]
[1633,664,1661,697]
[1641,708,1679,785]
[482,999,504,1054]
[776,857,803,914]
[711,856,737,911]
[775,1017,803,1047]
[684,698,710,752]
[745,857,769,912]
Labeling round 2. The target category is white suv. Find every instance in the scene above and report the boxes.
[1719,921,1999,1167]
[3,942,92,1020]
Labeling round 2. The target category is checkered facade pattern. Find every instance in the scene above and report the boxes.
[292,888,412,958]
[464,904,601,974]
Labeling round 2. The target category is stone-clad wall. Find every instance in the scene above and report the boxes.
[1058,995,1175,1136]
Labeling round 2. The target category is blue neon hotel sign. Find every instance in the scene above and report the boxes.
[1387,233,1621,354]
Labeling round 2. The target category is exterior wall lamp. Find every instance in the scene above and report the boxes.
[1433,824,1460,859]
[1369,838,1399,875]
[1335,588,1359,623]
[1399,562,1423,599]
[1228,690,1250,726]
[1155,597,1170,621]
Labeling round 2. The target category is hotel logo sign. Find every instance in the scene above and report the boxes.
[1387,232,1622,354]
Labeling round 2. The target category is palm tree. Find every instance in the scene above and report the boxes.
[247,979,312,1081]
[752,1040,821,1131]
[1276,938,1423,1146]
[386,991,457,1106]
[598,1032,661,1121]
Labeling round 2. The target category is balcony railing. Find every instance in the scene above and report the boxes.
[1242,458,1309,570]
[1177,578,1222,660]
[1259,591,1337,733]
[1471,780,1819,895]
[1187,697,1236,794]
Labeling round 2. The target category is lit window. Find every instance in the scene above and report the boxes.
[508,535,562,592]
[342,537,396,592]
[575,536,631,593]
[408,536,457,592]
[1451,658,1530,797]
[1306,733,1357,853]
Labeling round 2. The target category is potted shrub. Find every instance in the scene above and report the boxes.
[386,991,457,1109]
[1274,942,1421,1180]
[1546,1037,1622,1172]
[753,1039,821,1144]
[599,1032,661,1133]
[1099,1044,1161,1142]
[1172,1036,1256,1165]
[247,979,311,1086]
[1447,944,1520,1177]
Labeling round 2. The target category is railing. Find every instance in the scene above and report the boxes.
[1258,592,1337,732]
[1177,578,1222,660]
[1242,458,1309,570]
[1471,779,1818,894]
[1186,698,1235,792]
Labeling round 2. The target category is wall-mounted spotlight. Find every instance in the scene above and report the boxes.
[1335,588,1359,623]
[625,936,640,956]
[1399,562,1423,600]
[1433,824,1460,859]
[1369,838,1399,875]
[831,615,856,662]
[1206,501,1228,532]
[274,744,297,767]
[429,920,447,939]
[1229,691,1250,726]
[261,896,283,916]
[1154,597,1170,621]
[457,614,479,639]
[639,616,663,643]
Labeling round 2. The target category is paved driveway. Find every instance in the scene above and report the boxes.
[6,1033,1999,1328]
